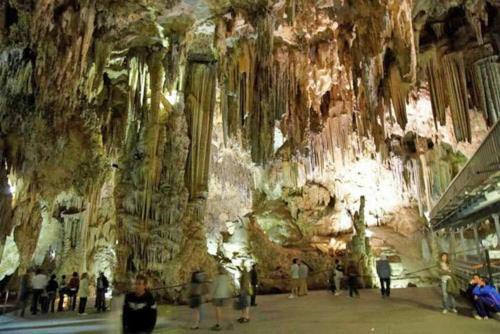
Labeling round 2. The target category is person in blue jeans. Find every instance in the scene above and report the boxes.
[437,253,457,314]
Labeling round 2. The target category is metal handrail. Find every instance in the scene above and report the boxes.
[430,120,500,224]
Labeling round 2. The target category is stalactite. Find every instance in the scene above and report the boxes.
[442,52,472,142]
[142,52,165,224]
[249,15,275,164]
[184,58,217,198]
[470,55,500,126]
[388,64,408,130]
[220,54,241,142]
[424,50,448,127]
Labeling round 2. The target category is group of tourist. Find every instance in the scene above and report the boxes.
[16,269,109,317]
[322,257,392,299]
[288,258,310,298]
[12,252,499,333]
[187,263,259,331]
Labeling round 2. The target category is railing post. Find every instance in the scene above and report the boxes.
[449,228,456,260]
[485,249,494,285]
[473,225,482,259]
[459,227,466,260]
[493,214,500,247]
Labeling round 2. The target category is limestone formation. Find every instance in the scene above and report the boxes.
[0,0,498,296]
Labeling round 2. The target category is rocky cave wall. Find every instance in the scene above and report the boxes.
[0,0,499,294]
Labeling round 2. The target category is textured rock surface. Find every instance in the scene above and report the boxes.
[0,0,498,295]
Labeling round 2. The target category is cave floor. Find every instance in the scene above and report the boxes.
[0,288,498,333]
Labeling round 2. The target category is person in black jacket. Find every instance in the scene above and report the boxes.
[17,272,31,317]
[250,264,258,306]
[57,275,67,312]
[346,261,360,298]
[122,274,157,334]
[95,272,109,312]
[46,274,59,313]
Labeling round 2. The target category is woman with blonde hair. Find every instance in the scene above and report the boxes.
[78,273,89,315]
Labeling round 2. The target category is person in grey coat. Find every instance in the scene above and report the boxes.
[376,256,392,298]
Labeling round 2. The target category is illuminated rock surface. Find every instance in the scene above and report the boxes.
[0,0,498,300]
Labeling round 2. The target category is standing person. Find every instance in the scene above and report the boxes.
[250,264,258,307]
[333,259,344,296]
[40,288,49,314]
[95,272,109,312]
[122,274,157,334]
[298,261,309,297]
[78,273,89,315]
[57,275,67,312]
[346,261,360,298]
[376,256,392,298]
[188,270,207,330]
[288,259,300,299]
[17,272,31,317]
[237,266,252,324]
[31,268,48,315]
[46,274,59,313]
[68,272,80,311]
[437,252,457,314]
[211,265,232,331]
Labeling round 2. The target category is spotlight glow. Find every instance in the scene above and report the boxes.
[7,179,15,195]
[166,90,179,105]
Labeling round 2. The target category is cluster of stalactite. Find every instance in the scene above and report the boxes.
[422,46,499,142]
[214,1,499,168]
[0,0,498,294]
[0,0,207,288]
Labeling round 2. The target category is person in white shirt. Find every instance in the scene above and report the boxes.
[78,273,89,315]
[31,269,48,315]
[210,266,233,331]
[289,259,300,299]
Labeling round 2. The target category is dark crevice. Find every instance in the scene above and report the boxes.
[444,7,467,38]
[5,2,18,31]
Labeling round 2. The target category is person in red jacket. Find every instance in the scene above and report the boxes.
[67,272,80,311]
